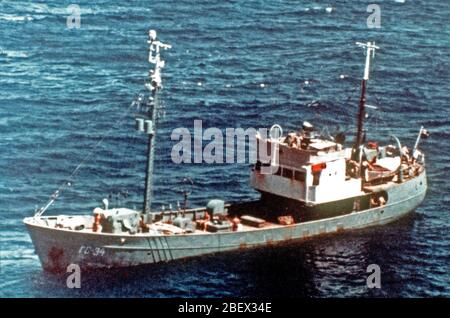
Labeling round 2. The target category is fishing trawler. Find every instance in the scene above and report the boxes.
[24,31,428,271]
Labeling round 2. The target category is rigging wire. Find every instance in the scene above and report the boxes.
[34,99,140,217]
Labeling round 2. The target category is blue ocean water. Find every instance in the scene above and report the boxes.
[0,0,448,297]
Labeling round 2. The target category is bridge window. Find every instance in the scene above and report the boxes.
[275,167,282,176]
[294,170,306,182]
[282,168,293,179]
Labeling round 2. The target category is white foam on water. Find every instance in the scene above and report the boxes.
[0,14,33,22]
[27,2,50,13]
[0,49,28,58]
[47,6,94,15]
[32,15,47,20]
[304,6,334,13]
[0,13,46,22]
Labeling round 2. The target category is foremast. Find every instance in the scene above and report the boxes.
[137,30,171,215]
